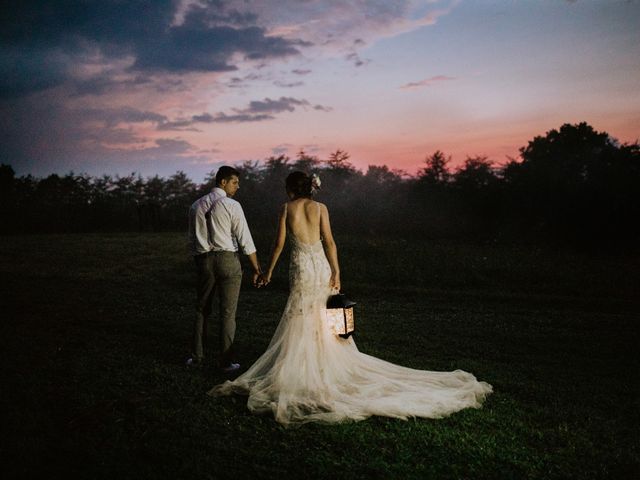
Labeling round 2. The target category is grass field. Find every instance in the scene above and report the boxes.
[1,233,638,479]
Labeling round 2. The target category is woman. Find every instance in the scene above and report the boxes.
[208,171,492,425]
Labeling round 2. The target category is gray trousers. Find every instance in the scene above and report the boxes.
[193,251,242,364]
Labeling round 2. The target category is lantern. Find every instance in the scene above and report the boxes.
[326,293,356,338]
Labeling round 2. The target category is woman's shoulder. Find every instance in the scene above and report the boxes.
[286,198,325,212]
[313,200,327,212]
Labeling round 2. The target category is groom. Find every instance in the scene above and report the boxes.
[187,166,262,372]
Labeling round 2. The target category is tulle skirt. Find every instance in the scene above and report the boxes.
[208,240,492,425]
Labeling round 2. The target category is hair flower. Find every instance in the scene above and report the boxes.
[310,173,321,193]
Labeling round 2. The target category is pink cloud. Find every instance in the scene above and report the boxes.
[400,75,456,90]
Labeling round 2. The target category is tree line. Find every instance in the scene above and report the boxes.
[1,122,638,247]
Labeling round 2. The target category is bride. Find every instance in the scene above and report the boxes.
[208,171,492,425]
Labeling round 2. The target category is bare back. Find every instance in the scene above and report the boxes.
[285,199,321,245]
[262,194,339,291]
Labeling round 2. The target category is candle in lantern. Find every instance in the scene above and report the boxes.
[326,293,356,338]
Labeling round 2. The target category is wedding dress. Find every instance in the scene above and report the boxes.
[208,232,492,425]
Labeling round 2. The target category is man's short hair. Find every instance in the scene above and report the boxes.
[216,166,240,186]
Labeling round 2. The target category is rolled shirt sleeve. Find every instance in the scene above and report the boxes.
[230,202,256,255]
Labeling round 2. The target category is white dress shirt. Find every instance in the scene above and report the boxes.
[188,187,256,256]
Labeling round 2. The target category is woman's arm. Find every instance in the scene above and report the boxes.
[320,203,341,291]
[261,203,287,285]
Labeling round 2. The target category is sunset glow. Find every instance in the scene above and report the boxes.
[1,0,639,181]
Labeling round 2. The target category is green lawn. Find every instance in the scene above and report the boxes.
[1,233,638,479]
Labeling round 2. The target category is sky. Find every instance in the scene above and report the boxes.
[1,0,639,182]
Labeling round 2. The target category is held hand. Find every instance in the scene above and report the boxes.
[329,273,341,292]
[259,272,272,287]
[252,271,261,288]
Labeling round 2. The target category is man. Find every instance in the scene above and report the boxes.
[187,166,261,372]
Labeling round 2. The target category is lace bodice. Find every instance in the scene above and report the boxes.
[288,233,331,296]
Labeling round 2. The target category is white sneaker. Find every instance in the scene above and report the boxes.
[220,362,240,373]
[186,356,203,367]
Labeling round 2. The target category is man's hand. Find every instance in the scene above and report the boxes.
[247,252,262,287]
[257,272,272,288]
[252,271,262,288]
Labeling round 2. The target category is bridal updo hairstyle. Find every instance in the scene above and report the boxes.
[286,171,314,199]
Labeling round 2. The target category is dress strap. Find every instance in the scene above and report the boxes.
[283,202,289,234]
